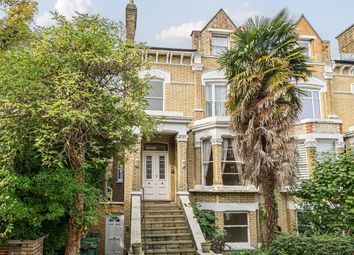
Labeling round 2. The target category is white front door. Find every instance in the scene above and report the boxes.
[105,215,124,255]
[143,152,169,200]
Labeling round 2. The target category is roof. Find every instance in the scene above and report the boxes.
[336,24,354,39]
[333,59,354,65]
[296,14,324,42]
[191,8,237,36]
[148,46,197,52]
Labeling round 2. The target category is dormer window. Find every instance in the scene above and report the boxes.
[298,40,311,57]
[211,35,229,56]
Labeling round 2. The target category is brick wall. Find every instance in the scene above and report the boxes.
[337,25,354,54]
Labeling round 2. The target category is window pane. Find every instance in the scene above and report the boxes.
[298,41,310,57]
[312,91,319,99]
[146,156,152,179]
[300,98,313,119]
[147,98,163,111]
[225,227,248,243]
[222,174,240,186]
[215,102,225,116]
[215,86,226,101]
[224,212,248,225]
[159,156,165,179]
[205,162,213,186]
[313,99,320,118]
[206,85,212,101]
[212,46,227,56]
[148,80,163,97]
[212,36,228,47]
[206,101,213,117]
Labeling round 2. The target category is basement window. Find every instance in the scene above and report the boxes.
[224,212,249,244]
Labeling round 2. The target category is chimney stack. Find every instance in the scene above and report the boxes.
[125,0,137,42]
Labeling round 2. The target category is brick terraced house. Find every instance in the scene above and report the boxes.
[91,1,354,254]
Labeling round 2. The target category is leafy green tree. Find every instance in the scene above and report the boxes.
[0,0,37,49]
[0,13,155,255]
[219,9,311,243]
[295,150,354,235]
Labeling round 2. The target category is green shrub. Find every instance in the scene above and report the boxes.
[231,249,266,255]
[268,234,354,255]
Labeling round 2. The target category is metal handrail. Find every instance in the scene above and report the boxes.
[141,187,147,252]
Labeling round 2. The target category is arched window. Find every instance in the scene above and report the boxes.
[139,69,170,112]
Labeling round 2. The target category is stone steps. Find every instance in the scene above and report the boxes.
[144,248,196,255]
[142,201,196,255]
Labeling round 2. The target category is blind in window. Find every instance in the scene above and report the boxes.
[296,142,308,181]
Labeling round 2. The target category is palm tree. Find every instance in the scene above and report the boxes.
[219,9,311,244]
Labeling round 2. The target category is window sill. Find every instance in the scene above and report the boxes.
[225,242,253,250]
[190,185,258,193]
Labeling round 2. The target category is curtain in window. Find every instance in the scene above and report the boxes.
[231,139,242,176]
[203,140,212,177]
[222,138,229,173]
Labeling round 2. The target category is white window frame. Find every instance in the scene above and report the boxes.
[223,211,250,249]
[298,40,312,58]
[211,34,229,56]
[145,79,164,111]
[299,88,321,120]
[201,139,213,186]
[221,138,242,186]
[116,164,124,183]
[351,83,354,94]
[205,83,227,117]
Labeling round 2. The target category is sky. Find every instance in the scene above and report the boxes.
[34,0,354,59]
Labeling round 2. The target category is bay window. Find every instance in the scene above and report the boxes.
[299,89,320,119]
[202,139,213,186]
[146,79,163,111]
[222,138,242,186]
[224,212,249,243]
[206,84,227,117]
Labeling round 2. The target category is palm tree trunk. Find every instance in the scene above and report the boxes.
[262,173,275,244]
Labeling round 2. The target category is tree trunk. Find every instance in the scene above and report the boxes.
[65,168,85,255]
[65,131,86,255]
[262,173,275,245]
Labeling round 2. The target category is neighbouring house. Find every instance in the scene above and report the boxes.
[91,1,354,254]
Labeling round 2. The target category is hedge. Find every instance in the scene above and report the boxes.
[231,234,354,255]
[268,234,354,255]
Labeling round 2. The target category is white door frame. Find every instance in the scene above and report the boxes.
[143,151,170,200]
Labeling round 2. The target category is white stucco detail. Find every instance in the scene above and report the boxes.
[294,76,326,92]
[201,68,227,85]
[139,68,171,83]
[130,192,142,246]
[199,202,259,212]
[179,194,206,251]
